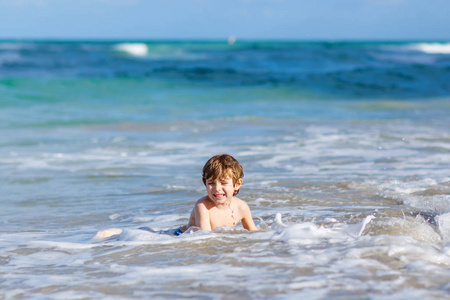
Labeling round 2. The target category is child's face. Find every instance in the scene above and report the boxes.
[205,176,242,205]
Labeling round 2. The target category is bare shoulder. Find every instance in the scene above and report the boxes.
[234,197,257,231]
[194,196,214,212]
[191,196,213,230]
[195,196,210,208]
[234,197,251,212]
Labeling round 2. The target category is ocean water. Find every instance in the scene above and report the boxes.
[1,40,450,299]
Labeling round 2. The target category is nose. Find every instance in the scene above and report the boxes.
[214,182,222,191]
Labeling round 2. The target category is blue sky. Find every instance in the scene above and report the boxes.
[0,0,449,40]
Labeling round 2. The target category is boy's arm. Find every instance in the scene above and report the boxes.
[240,201,258,231]
[194,201,212,231]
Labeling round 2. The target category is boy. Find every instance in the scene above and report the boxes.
[180,154,257,233]
[94,154,256,239]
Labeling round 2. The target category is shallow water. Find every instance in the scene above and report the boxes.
[1,41,450,299]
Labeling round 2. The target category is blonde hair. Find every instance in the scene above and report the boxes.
[202,154,244,195]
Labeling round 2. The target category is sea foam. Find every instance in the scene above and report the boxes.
[437,213,450,244]
[113,43,149,57]
[411,43,450,54]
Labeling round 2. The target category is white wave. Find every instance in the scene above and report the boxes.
[370,52,437,64]
[376,178,450,213]
[28,240,100,250]
[437,213,450,244]
[365,217,444,249]
[270,211,447,250]
[119,229,172,241]
[132,213,185,227]
[272,221,348,245]
[410,43,450,54]
[0,43,34,50]
[0,52,23,65]
[113,43,149,57]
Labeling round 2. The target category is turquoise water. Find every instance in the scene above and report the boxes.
[1,41,450,299]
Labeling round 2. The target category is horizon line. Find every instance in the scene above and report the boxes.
[1,37,450,43]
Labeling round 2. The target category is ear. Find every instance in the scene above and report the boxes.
[234,178,243,190]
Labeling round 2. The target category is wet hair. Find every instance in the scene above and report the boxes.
[202,154,244,195]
